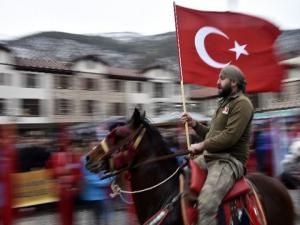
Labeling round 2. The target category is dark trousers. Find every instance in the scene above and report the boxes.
[84,200,109,225]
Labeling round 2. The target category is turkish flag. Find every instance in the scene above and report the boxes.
[175,5,286,92]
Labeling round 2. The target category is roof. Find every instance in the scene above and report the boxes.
[10,57,163,81]
[71,54,109,66]
[106,67,147,81]
[0,44,11,53]
[14,57,72,74]
[189,87,218,99]
[139,65,167,73]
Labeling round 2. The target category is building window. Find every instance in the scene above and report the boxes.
[0,73,4,85]
[22,99,40,116]
[84,78,97,90]
[154,83,164,98]
[25,73,39,88]
[137,82,143,93]
[55,76,71,89]
[110,103,125,116]
[111,80,124,92]
[0,73,11,86]
[0,99,6,115]
[55,99,72,115]
[82,100,97,115]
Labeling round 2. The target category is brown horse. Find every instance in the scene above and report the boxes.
[85,109,294,225]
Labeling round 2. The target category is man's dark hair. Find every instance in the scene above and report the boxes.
[220,65,247,93]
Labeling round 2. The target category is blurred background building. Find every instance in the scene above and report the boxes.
[1,29,300,225]
[1,30,300,177]
[0,32,300,133]
[0,43,201,135]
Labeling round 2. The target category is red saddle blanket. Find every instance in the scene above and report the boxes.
[189,160,251,201]
[180,160,264,225]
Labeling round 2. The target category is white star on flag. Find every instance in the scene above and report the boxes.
[229,41,249,60]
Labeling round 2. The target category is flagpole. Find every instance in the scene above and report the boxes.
[173,2,190,148]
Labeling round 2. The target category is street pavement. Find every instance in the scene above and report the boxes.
[15,207,134,225]
[13,192,300,225]
[14,199,137,225]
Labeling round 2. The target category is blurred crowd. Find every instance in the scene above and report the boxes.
[2,115,300,224]
[251,117,300,180]
[0,121,137,225]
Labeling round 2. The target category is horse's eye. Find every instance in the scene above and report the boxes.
[123,144,130,150]
[116,134,125,141]
[115,131,128,142]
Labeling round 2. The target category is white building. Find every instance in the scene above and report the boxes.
[0,45,193,133]
[1,43,299,134]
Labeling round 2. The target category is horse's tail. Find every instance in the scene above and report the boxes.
[247,173,295,225]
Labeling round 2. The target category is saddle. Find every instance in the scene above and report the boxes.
[179,160,265,225]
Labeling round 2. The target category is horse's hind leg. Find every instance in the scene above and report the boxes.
[247,173,295,225]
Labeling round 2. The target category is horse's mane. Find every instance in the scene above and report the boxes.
[132,116,176,157]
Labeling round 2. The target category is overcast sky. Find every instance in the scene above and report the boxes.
[1,0,300,39]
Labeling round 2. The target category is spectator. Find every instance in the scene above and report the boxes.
[255,123,273,175]
[280,137,300,189]
[80,157,113,225]
[280,137,300,215]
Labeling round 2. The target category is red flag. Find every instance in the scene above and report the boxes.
[175,5,286,92]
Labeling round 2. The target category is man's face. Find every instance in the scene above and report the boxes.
[217,74,232,98]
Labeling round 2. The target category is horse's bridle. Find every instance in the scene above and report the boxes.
[97,124,146,172]
[92,123,189,179]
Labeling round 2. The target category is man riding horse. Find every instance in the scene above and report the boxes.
[85,64,294,224]
[181,65,254,225]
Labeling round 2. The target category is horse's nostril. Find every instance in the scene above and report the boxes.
[86,155,90,162]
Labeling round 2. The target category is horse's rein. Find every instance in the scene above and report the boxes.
[101,150,190,179]
[110,164,184,198]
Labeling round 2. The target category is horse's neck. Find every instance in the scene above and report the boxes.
[129,158,180,222]
[131,144,179,190]
[127,133,180,223]
[131,159,178,185]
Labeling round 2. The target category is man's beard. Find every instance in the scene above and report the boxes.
[218,83,232,98]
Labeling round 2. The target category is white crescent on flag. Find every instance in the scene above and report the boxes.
[194,26,249,69]
[194,26,231,69]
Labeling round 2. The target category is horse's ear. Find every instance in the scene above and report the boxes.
[129,108,142,128]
